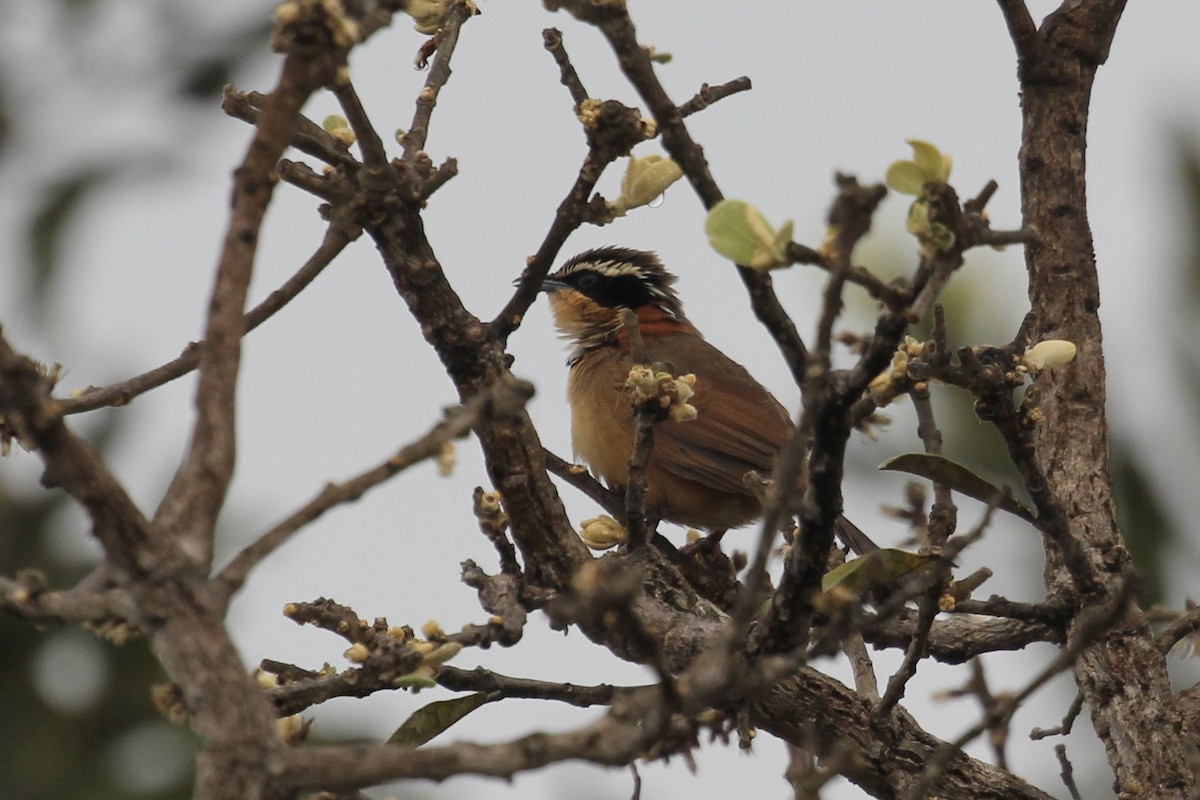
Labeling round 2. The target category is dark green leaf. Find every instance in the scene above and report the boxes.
[387,692,494,747]
[879,452,1035,522]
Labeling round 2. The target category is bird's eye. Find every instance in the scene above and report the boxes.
[575,272,598,291]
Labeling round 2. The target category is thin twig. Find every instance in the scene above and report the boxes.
[543,448,625,521]
[874,586,939,717]
[0,568,138,627]
[402,1,474,160]
[332,77,387,167]
[61,222,358,415]
[1055,744,1084,800]
[214,378,534,604]
[1029,691,1084,740]
[1157,605,1200,653]
[542,28,589,106]
[787,243,905,307]
[490,29,627,343]
[677,77,752,117]
[436,666,636,707]
[622,310,654,550]
[843,632,880,702]
[222,88,359,170]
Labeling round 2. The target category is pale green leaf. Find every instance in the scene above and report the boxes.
[705,199,773,264]
[907,139,946,181]
[886,161,926,196]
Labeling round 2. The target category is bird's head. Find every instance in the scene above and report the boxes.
[541,247,685,350]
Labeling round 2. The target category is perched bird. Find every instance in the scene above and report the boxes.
[541,246,876,554]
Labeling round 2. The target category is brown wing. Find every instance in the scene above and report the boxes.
[645,335,794,496]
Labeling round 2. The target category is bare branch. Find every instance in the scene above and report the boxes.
[154,18,343,566]
[542,27,590,106]
[332,76,388,168]
[437,666,643,707]
[544,448,625,520]
[60,222,358,415]
[676,77,752,118]
[1055,744,1084,800]
[401,1,476,160]
[215,377,533,603]
[279,689,667,791]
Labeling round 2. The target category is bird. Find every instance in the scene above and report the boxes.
[540,245,876,555]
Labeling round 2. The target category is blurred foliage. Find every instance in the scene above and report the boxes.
[1112,439,1171,605]
[28,170,108,308]
[1,1,271,797]
[1110,135,1200,604]
[0,418,199,800]
[177,22,274,100]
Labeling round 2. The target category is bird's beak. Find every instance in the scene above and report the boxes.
[512,275,567,293]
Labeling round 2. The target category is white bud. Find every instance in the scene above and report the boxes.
[1023,340,1077,373]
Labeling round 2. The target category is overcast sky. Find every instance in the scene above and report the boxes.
[3,2,1200,798]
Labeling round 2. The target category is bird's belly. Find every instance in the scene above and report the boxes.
[568,354,762,531]
[569,364,635,488]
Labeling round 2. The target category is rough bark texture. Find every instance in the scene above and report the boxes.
[1013,2,1194,795]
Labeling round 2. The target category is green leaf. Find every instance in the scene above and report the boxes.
[822,548,942,593]
[613,155,683,214]
[705,199,771,264]
[879,452,1036,521]
[886,161,926,196]
[387,692,494,747]
[907,139,946,181]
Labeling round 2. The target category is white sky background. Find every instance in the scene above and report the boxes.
[2,1,1200,798]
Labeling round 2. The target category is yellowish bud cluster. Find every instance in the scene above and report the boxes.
[625,366,698,423]
[474,489,508,529]
[577,98,602,129]
[273,0,359,48]
[579,514,628,550]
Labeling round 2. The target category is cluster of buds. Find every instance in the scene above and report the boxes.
[869,336,1077,411]
[341,619,464,690]
[273,0,360,49]
[868,336,927,406]
[473,489,508,531]
[626,365,698,423]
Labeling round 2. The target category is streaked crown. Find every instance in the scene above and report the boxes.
[547,247,684,318]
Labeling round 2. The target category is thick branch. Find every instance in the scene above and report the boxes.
[1008,2,1191,794]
